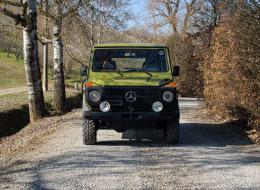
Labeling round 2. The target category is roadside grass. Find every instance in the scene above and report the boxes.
[0,49,82,137]
[65,64,81,87]
[0,90,82,138]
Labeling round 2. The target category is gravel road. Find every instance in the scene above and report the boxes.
[0,98,259,190]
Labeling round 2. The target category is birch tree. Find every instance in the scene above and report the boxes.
[39,0,81,113]
[52,2,66,113]
[0,0,46,121]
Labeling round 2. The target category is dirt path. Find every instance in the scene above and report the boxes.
[0,99,259,190]
[0,86,79,96]
[0,86,27,96]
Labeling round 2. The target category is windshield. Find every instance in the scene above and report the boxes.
[92,49,168,72]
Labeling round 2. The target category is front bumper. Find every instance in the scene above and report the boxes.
[83,111,180,120]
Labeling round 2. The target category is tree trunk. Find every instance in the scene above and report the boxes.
[23,0,46,121]
[97,3,104,44]
[52,17,66,113]
[97,24,103,44]
[90,0,94,47]
[42,1,49,92]
[183,0,196,34]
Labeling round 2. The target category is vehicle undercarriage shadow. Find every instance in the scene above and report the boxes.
[96,122,252,147]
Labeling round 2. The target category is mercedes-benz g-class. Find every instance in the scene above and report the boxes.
[81,44,180,145]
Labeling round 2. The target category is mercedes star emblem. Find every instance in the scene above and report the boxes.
[125,91,137,102]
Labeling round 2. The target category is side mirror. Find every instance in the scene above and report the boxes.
[80,65,88,76]
[173,66,180,77]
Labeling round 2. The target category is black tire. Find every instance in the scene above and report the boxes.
[83,119,97,145]
[165,120,180,144]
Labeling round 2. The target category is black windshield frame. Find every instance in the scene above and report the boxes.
[91,48,169,72]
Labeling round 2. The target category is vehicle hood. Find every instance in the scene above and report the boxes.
[89,74,172,87]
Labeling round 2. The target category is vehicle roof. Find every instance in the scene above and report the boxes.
[93,43,168,48]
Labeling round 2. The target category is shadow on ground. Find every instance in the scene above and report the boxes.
[0,122,259,189]
[0,93,81,138]
[96,123,251,147]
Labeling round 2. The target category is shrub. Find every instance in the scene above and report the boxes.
[167,34,204,97]
[204,1,260,134]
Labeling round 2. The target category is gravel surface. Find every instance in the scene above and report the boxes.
[0,98,259,190]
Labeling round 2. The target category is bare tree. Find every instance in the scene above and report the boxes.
[193,0,222,32]
[39,0,81,113]
[147,0,201,34]
[64,0,131,65]
[80,0,130,45]
[125,26,155,43]
[148,0,180,33]
[0,0,46,121]
[183,0,197,33]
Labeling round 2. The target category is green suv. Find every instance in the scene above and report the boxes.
[81,44,180,145]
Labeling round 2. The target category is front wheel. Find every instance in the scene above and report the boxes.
[83,119,97,145]
[165,120,180,144]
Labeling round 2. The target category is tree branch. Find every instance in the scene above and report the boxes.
[62,0,82,18]
[0,6,26,26]
[0,0,22,7]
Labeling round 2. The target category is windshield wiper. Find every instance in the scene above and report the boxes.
[122,68,153,77]
[137,68,153,77]
[115,70,124,77]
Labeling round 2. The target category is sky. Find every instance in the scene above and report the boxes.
[129,0,147,15]
[128,0,148,28]
[127,0,171,34]
[127,0,189,33]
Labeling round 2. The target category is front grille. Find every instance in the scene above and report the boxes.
[94,87,159,112]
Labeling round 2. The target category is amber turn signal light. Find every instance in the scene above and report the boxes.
[85,81,94,87]
[166,82,177,87]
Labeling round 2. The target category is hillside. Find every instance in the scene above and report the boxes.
[0,49,81,90]
[0,50,26,89]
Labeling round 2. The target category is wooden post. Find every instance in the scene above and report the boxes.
[43,43,48,91]
[43,1,49,92]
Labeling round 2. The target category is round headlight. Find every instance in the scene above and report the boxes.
[100,101,110,112]
[152,101,163,112]
[162,91,173,102]
[89,90,101,102]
